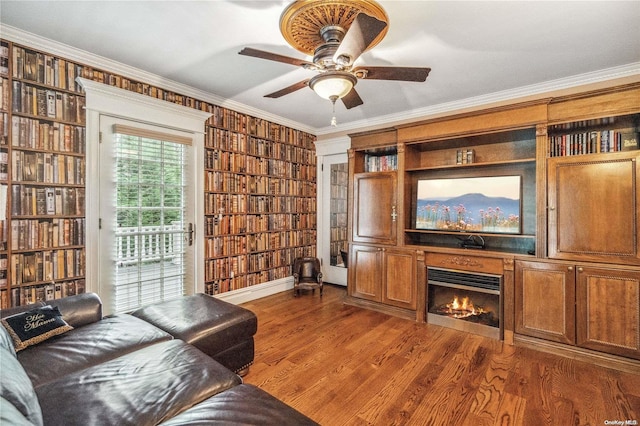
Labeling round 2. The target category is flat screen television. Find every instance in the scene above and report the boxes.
[415,175,522,234]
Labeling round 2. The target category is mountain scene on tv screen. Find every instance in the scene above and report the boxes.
[416,193,520,234]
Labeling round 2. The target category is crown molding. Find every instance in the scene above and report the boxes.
[0,24,315,135]
[3,24,639,139]
[316,62,640,138]
[314,136,351,156]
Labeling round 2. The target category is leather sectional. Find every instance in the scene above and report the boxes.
[0,292,317,425]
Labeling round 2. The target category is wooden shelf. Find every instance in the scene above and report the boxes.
[405,157,535,172]
[405,229,535,239]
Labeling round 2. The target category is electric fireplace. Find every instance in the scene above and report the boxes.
[427,267,502,339]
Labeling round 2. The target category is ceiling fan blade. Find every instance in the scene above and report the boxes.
[353,66,431,82]
[239,47,315,68]
[264,79,310,98]
[333,13,387,67]
[341,88,364,109]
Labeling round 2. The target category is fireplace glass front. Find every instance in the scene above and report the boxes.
[427,267,502,339]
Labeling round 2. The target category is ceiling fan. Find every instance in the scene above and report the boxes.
[239,0,431,114]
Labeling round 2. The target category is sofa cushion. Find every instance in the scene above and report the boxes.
[1,306,73,352]
[36,339,242,426]
[131,293,257,358]
[19,314,172,387]
[1,396,35,426]
[159,384,319,426]
[0,347,43,426]
[0,321,16,355]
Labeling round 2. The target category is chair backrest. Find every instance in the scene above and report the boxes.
[340,250,348,267]
[293,257,320,279]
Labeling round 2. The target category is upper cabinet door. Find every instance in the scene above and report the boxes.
[547,151,640,265]
[352,172,397,244]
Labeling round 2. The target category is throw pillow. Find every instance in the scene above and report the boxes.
[1,306,73,352]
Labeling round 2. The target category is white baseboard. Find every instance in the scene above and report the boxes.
[214,276,294,305]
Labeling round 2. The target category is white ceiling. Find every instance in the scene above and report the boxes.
[1,1,639,136]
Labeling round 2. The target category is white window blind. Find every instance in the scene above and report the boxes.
[112,126,191,313]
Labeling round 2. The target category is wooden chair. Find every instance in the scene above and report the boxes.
[292,257,323,297]
[340,250,348,267]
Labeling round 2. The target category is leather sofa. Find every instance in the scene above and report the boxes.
[0,292,317,425]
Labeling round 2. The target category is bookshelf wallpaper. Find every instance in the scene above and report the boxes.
[0,39,317,308]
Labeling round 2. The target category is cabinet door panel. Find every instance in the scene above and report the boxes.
[576,267,640,360]
[352,173,396,244]
[350,245,382,302]
[515,260,575,344]
[383,249,416,309]
[548,152,640,264]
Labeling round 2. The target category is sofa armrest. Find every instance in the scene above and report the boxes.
[48,293,103,328]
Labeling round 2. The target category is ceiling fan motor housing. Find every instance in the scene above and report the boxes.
[279,0,389,56]
[314,42,340,69]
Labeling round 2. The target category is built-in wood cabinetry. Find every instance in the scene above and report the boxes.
[382,247,416,310]
[576,265,640,360]
[547,150,639,265]
[347,83,640,369]
[516,259,640,360]
[349,244,381,302]
[346,130,419,317]
[515,260,576,345]
[348,244,417,314]
[352,172,396,245]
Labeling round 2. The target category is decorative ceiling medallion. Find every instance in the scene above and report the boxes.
[280,0,389,56]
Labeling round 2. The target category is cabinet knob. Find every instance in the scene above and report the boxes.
[549,206,555,211]
[577,267,583,272]
[568,266,573,271]
[391,205,397,222]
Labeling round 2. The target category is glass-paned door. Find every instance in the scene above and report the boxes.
[99,117,195,314]
[330,162,348,267]
[320,153,348,285]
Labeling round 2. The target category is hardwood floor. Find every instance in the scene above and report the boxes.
[242,284,640,426]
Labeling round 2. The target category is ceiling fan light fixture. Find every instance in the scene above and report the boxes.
[309,72,357,100]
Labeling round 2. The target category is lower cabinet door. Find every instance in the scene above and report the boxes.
[515,260,576,344]
[349,244,382,302]
[382,248,416,310]
[576,266,640,360]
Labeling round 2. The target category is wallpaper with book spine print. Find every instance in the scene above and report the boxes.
[204,109,317,295]
[0,39,316,308]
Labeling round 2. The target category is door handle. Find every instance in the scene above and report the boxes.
[187,223,195,246]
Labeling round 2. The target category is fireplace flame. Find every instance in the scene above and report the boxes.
[445,296,486,319]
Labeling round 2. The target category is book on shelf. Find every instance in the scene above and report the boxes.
[7,278,85,307]
[11,151,84,184]
[11,185,84,216]
[11,81,84,123]
[549,128,638,157]
[0,257,7,288]
[11,218,85,250]
[0,78,8,111]
[620,130,639,151]
[12,46,84,93]
[364,153,397,172]
[11,249,84,285]
[11,117,86,153]
[0,42,8,76]
[0,113,7,146]
[0,151,7,180]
